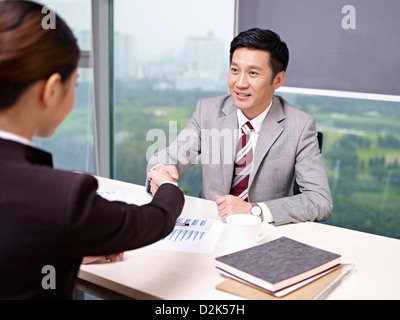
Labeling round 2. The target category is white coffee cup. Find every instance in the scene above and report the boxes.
[225,214,270,248]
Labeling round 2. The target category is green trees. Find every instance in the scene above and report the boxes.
[112,87,400,239]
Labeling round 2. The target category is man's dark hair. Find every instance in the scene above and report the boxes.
[230,28,289,79]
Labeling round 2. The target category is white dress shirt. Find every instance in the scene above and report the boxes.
[0,130,33,146]
[236,100,274,223]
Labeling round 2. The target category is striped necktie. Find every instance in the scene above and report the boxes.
[230,121,254,201]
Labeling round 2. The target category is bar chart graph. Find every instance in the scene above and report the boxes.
[150,217,225,254]
[96,189,226,254]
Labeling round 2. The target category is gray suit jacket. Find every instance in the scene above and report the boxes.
[148,94,333,225]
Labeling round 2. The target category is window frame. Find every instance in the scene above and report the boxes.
[92,0,114,177]
[92,0,400,239]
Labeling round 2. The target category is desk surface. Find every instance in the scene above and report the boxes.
[78,176,400,300]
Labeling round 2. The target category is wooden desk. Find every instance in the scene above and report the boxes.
[77,176,400,300]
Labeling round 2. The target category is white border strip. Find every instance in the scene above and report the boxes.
[277,86,400,103]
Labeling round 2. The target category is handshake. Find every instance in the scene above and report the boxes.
[147,165,180,196]
[84,165,181,266]
[147,165,256,224]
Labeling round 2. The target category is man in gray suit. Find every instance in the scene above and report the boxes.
[147,28,332,226]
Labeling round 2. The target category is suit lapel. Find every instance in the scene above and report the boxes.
[217,99,239,194]
[216,96,286,193]
[249,97,285,187]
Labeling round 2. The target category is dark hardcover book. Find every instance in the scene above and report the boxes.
[215,237,341,293]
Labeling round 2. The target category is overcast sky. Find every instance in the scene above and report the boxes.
[39,0,235,60]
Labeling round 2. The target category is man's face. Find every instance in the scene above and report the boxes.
[228,47,285,120]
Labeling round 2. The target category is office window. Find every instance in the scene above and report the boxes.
[278,90,400,239]
[33,0,94,173]
[236,1,400,239]
[113,0,235,195]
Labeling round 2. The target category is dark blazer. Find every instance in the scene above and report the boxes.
[0,138,184,299]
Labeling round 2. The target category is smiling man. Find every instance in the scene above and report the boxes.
[228,47,285,120]
[147,28,333,226]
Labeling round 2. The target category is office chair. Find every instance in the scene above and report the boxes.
[293,132,323,195]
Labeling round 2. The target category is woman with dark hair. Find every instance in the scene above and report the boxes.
[0,0,184,299]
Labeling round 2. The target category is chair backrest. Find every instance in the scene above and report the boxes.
[293,132,323,195]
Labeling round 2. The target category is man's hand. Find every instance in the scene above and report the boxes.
[214,195,252,223]
[147,165,179,195]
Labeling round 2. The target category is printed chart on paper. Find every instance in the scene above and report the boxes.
[96,190,124,201]
[96,190,226,254]
[150,217,225,254]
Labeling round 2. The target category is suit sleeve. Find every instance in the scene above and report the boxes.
[265,117,333,225]
[65,174,184,257]
[147,100,202,175]
[145,101,203,195]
